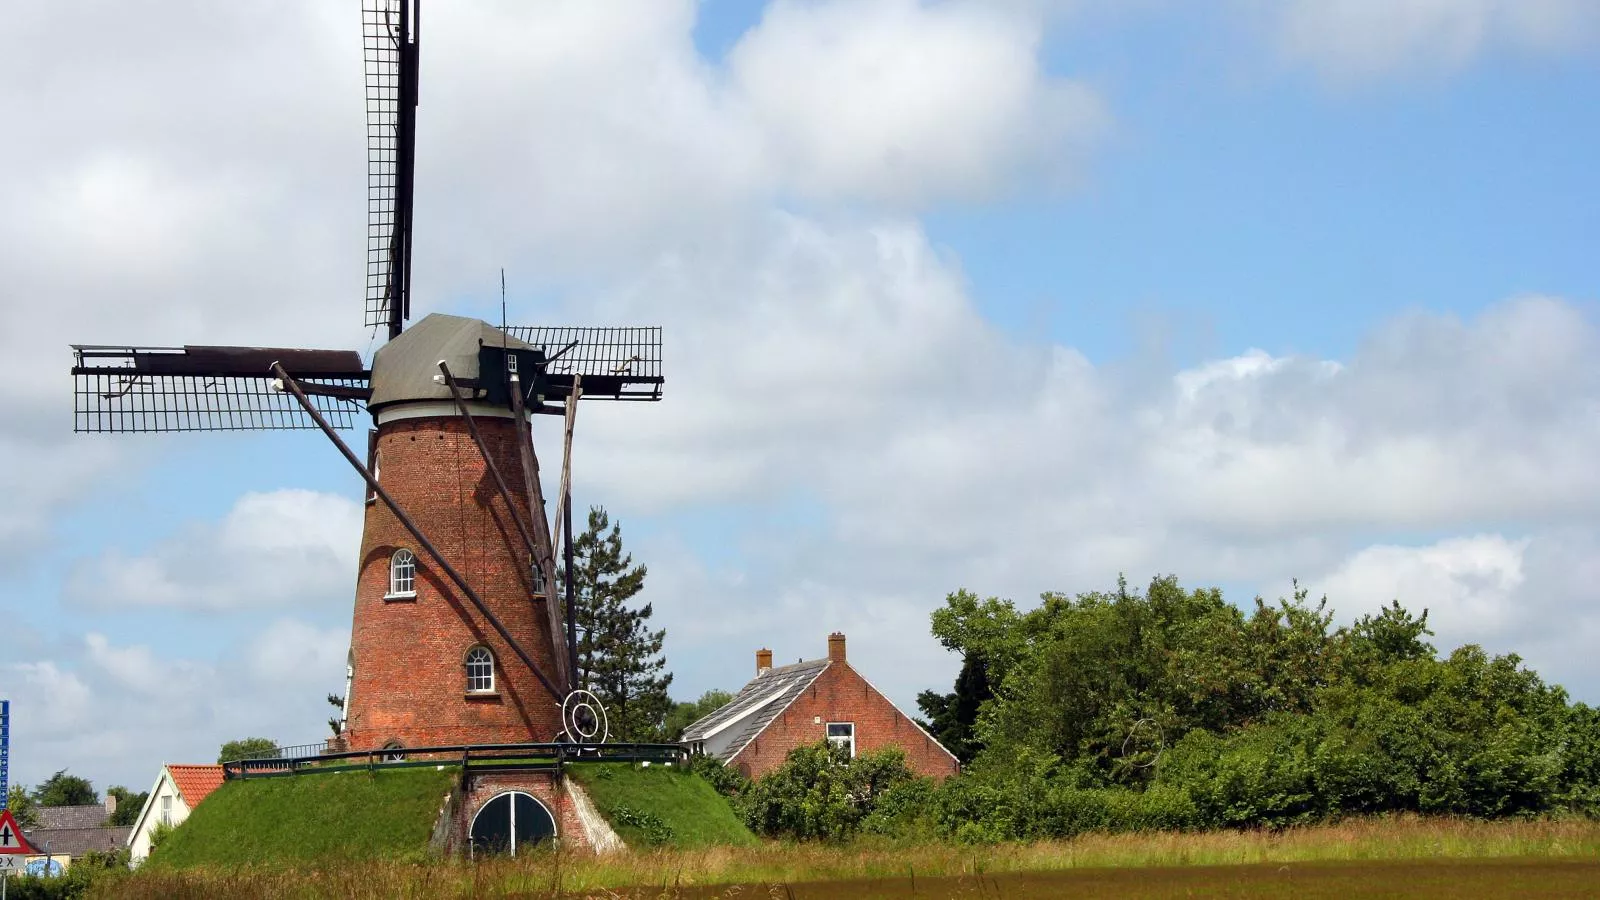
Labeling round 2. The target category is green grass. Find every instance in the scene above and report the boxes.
[148,766,457,869]
[92,817,1600,899]
[566,762,758,849]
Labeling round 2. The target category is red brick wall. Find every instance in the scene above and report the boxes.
[344,414,565,750]
[450,772,587,854]
[730,662,960,781]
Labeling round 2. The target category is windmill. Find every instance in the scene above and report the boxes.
[68,0,661,752]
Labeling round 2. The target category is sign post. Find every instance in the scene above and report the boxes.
[1,699,9,811]
[0,807,36,899]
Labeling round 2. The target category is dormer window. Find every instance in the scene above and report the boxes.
[387,549,417,599]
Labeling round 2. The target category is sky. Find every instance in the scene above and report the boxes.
[2,0,1597,793]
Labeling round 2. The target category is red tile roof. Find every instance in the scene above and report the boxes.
[167,765,225,807]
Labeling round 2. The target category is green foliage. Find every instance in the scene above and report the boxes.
[566,762,757,848]
[148,820,176,854]
[739,742,915,841]
[916,652,992,765]
[688,752,749,798]
[218,737,279,764]
[8,784,40,828]
[32,770,98,809]
[105,786,147,827]
[326,692,346,737]
[147,767,455,868]
[890,574,1600,845]
[662,689,734,742]
[608,806,674,845]
[567,506,673,741]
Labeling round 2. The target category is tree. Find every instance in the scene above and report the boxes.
[32,770,97,807]
[916,651,992,765]
[662,689,734,742]
[326,692,345,736]
[565,505,672,741]
[7,785,39,828]
[105,786,147,827]
[218,737,279,763]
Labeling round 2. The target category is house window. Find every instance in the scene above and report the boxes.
[388,549,417,597]
[827,722,855,757]
[160,795,172,826]
[532,559,547,596]
[466,646,495,693]
[382,741,406,762]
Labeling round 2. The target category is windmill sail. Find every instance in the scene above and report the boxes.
[501,326,664,400]
[363,0,420,339]
[72,345,368,434]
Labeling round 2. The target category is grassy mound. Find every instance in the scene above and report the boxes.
[567,763,756,849]
[148,766,456,869]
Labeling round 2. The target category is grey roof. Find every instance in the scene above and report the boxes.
[33,806,108,830]
[21,825,131,858]
[368,313,536,411]
[682,658,831,762]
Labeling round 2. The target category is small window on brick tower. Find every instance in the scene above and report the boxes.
[827,722,855,757]
[388,549,417,598]
[466,645,495,693]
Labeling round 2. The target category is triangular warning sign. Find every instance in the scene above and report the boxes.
[0,810,36,855]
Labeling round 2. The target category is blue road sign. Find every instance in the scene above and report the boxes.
[1,699,9,811]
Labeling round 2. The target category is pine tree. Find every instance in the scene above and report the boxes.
[565,505,673,741]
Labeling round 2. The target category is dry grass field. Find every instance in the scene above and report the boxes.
[95,815,1600,899]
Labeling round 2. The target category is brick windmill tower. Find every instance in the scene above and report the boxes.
[68,0,662,753]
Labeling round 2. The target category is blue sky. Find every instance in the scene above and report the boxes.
[2,0,1598,792]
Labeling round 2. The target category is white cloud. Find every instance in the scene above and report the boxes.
[4,624,349,790]
[728,0,1107,204]
[1261,0,1600,81]
[63,490,362,611]
[1306,529,1600,696]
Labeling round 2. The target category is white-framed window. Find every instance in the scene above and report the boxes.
[532,559,547,596]
[160,795,172,826]
[466,645,495,693]
[382,741,406,762]
[388,548,417,598]
[826,722,856,757]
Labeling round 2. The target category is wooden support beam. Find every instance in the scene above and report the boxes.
[507,370,572,694]
[550,375,582,565]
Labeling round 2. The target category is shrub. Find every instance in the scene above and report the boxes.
[739,743,915,840]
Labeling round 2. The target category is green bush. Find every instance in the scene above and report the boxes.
[739,743,915,841]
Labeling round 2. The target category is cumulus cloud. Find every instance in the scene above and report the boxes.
[728,0,1107,203]
[3,623,349,790]
[1259,0,1600,81]
[1307,529,1600,696]
[62,490,363,611]
[564,219,1600,704]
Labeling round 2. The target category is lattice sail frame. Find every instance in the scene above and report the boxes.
[363,0,418,333]
[501,325,664,400]
[72,346,367,434]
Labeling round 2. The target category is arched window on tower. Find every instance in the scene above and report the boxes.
[388,549,417,598]
[466,646,495,694]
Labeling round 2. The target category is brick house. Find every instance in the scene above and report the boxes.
[682,633,959,780]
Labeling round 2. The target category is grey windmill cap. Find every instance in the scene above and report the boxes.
[368,313,537,412]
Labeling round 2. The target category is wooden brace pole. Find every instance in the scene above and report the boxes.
[272,363,563,704]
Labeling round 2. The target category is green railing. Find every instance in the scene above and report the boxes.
[221,741,688,780]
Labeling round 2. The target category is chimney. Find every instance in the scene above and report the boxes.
[756,648,773,675]
[828,632,846,662]
[105,794,117,817]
